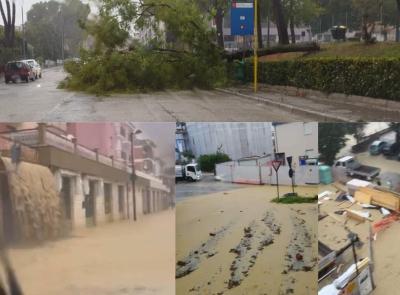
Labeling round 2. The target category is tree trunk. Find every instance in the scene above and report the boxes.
[397,0,400,42]
[10,1,15,47]
[290,18,296,44]
[0,0,15,48]
[257,0,262,49]
[362,15,370,42]
[215,6,224,48]
[271,0,289,44]
[394,123,400,143]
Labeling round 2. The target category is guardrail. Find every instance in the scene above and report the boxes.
[0,127,131,172]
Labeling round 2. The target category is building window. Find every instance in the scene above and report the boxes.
[120,126,126,137]
[121,151,127,160]
[104,183,112,215]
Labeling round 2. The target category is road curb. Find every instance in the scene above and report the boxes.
[216,88,354,122]
[268,85,400,117]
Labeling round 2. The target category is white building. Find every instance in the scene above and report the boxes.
[186,122,274,160]
[273,122,318,168]
[223,24,313,51]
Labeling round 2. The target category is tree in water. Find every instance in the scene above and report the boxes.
[0,0,16,48]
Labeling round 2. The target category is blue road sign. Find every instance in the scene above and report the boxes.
[231,2,254,36]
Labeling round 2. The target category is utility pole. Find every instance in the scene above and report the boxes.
[130,128,142,221]
[21,4,25,58]
[267,2,270,48]
[253,0,258,93]
[58,6,65,61]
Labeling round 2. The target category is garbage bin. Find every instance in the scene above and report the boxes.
[331,26,347,41]
[234,60,246,83]
[319,165,333,185]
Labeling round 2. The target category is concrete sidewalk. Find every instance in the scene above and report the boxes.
[219,84,400,122]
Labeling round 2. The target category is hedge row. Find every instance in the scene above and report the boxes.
[198,153,231,172]
[241,58,400,101]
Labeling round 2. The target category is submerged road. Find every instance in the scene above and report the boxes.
[0,67,314,122]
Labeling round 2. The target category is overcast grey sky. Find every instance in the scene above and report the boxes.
[10,0,46,26]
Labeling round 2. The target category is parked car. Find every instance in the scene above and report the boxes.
[4,61,35,83]
[369,140,387,155]
[332,156,381,181]
[382,142,400,157]
[21,59,42,79]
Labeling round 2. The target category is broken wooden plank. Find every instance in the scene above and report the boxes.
[345,210,372,222]
[360,187,400,211]
[354,190,372,205]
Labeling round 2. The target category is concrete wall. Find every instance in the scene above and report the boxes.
[262,165,319,185]
[216,162,319,186]
[233,165,261,185]
[187,123,274,160]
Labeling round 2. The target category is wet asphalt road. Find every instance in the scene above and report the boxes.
[0,67,313,122]
[176,174,245,201]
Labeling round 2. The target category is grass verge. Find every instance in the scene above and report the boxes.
[271,193,317,204]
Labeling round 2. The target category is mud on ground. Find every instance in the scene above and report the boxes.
[176,185,318,295]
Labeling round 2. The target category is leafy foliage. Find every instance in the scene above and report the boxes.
[198,153,231,172]
[63,0,227,94]
[243,57,400,101]
[25,0,90,60]
[318,123,366,165]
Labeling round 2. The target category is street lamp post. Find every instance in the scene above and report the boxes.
[130,129,142,221]
[58,6,65,61]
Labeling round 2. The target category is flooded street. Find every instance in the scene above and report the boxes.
[7,210,175,295]
[338,122,391,158]
[176,174,245,202]
[176,186,318,295]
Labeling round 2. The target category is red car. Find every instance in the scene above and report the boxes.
[4,61,35,83]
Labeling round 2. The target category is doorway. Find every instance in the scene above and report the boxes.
[118,185,125,219]
[104,183,112,222]
[85,180,97,227]
[60,176,73,229]
[146,189,151,214]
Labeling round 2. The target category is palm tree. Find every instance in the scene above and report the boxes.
[0,0,16,47]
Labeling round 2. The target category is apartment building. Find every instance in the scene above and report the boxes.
[0,123,172,243]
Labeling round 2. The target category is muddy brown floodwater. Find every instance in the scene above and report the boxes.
[6,210,175,295]
[176,185,318,295]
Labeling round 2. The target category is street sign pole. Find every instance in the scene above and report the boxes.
[276,171,279,199]
[272,160,282,200]
[254,0,258,93]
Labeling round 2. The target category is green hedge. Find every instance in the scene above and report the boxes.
[198,153,231,173]
[242,58,400,101]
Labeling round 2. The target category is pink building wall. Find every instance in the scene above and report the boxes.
[67,123,117,158]
[66,123,146,167]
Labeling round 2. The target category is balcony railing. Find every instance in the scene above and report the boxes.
[0,127,131,173]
